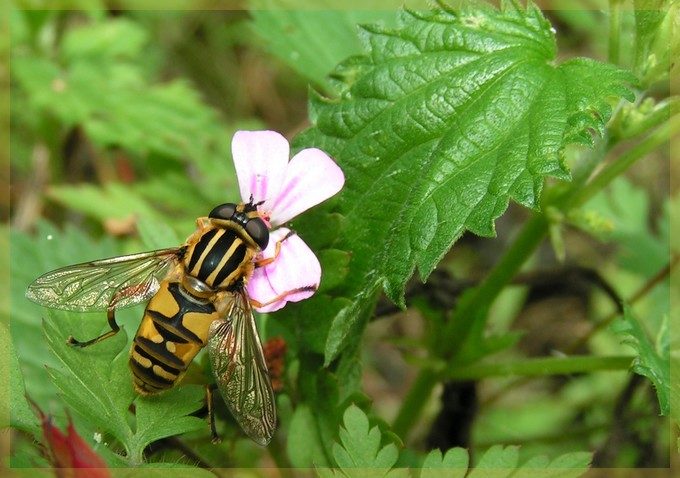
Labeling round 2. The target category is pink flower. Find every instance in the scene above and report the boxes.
[232,130,344,312]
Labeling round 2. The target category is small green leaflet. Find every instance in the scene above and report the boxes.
[295,1,636,363]
[318,405,591,478]
[316,404,403,478]
[614,306,670,415]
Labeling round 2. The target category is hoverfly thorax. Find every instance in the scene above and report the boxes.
[181,202,268,292]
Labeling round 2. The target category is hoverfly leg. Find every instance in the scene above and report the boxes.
[67,305,120,348]
[249,285,317,309]
[254,229,296,268]
[206,384,221,443]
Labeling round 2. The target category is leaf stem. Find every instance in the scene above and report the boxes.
[608,0,622,65]
[391,368,440,438]
[442,214,550,361]
[566,113,680,209]
[446,355,633,380]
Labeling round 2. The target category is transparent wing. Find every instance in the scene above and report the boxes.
[208,289,276,446]
[26,248,182,312]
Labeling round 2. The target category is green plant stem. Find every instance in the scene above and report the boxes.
[391,368,440,438]
[446,355,633,380]
[566,113,680,209]
[618,96,679,140]
[442,214,549,361]
[392,214,549,437]
[608,0,622,65]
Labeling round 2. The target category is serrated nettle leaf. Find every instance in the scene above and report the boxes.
[615,307,670,415]
[294,1,636,363]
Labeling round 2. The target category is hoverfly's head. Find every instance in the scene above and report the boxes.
[209,200,269,250]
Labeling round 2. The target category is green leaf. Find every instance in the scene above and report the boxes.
[510,451,592,478]
[295,1,636,363]
[421,448,468,478]
[633,0,679,84]
[587,177,669,276]
[44,314,135,447]
[44,312,208,464]
[331,404,398,473]
[318,249,351,293]
[421,446,590,478]
[467,445,519,478]
[48,183,162,223]
[129,386,206,464]
[287,404,331,467]
[614,307,670,415]
[119,467,216,478]
[249,0,398,91]
[61,17,148,61]
[10,222,121,408]
[3,322,40,436]
[136,213,182,251]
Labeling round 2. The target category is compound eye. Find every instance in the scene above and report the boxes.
[209,203,237,220]
[245,218,269,250]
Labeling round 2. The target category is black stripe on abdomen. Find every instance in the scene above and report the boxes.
[130,342,179,390]
[134,335,186,370]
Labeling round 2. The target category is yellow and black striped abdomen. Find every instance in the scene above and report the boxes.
[130,280,219,395]
[183,226,255,290]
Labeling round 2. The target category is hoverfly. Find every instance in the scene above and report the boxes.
[26,200,306,446]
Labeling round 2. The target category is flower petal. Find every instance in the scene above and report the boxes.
[269,148,344,226]
[232,130,289,207]
[246,228,321,312]
[247,266,282,313]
